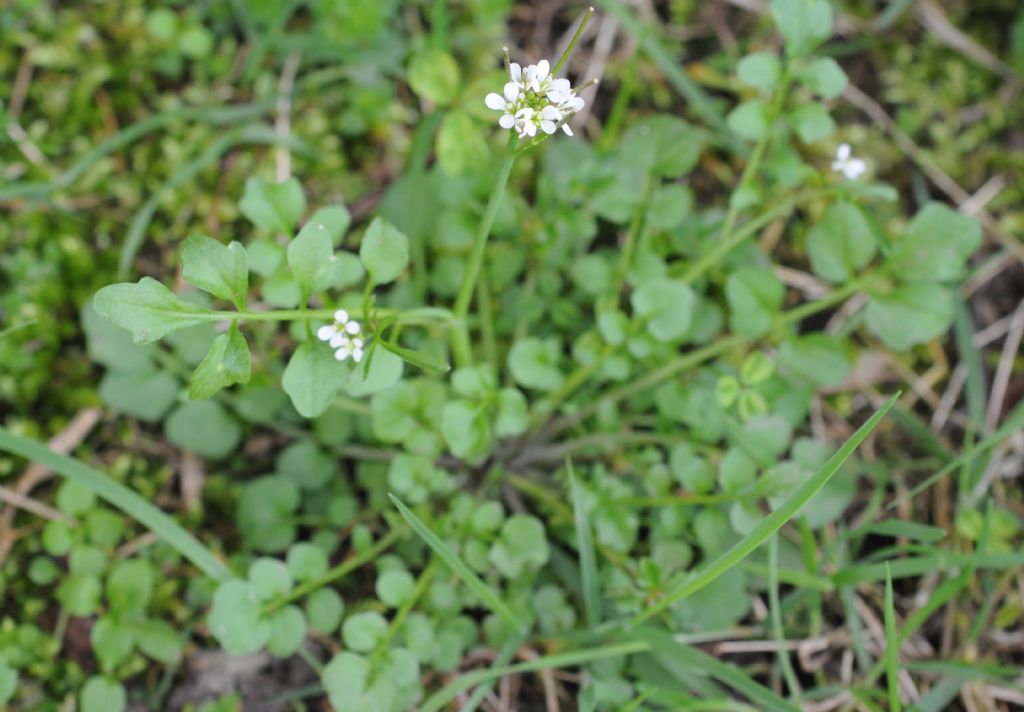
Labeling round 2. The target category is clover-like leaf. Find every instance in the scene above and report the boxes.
[725,268,785,338]
[886,202,982,283]
[796,57,847,99]
[345,347,404,397]
[806,202,878,283]
[360,217,410,285]
[93,278,214,344]
[770,0,833,58]
[631,278,695,342]
[239,176,306,234]
[283,341,351,418]
[288,221,336,297]
[737,52,782,91]
[165,400,241,458]
[508,337,564,392]
[207,579,272,655]
[441,400,491,465]
[489,515,550,579]
[189,324,251,399]
[180,234,249,308]
[80,676,126,712]
[865,283,954,351]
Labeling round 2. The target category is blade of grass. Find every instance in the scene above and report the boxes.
[953,296,987,430]
[890,397,1024,508]
[768,536,802,702]
[568,459,601,630]
[832,550,1024,585]
[0,426,230,581]
[419,640,649,712]
[0,320,37,340]
[388,494,527,633]
[632,393,898,625]
[458,630,528,712]
[884,564,901,712]
[854,519,947,543]
[633,627,801,712]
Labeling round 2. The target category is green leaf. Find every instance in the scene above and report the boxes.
[886,203,982,283]
[282,341,351,417]
[93,278,214,344]
[494,388,528,437]
[165,400,241,458]
[885,565,902,712]
[737,52,782,91]
[287,542,329,582]
[377,569,416,607]
[345,348,404,397]
[342,611,389,652]
[107,559,154,614]
[389,494,528,632]
[407,48,460,105]
[0,660,17,704]
[360,217,410,285]
[100,370,179,422]
[441,400,491,465]
[725,268,785,338]
[646,183,692,231]
[632,393,897,625]
[309,205,352,246]
[322,652,398,712]
[81,303,154,372]
[508,337,564,392]
[277,440,337,490]
[787,103,835,143]
[136,619,183,665]
[489,515,550,579]
[207,579,272,654]
[865,284,954,351]
[307,588,345,635]
[91,617,135,673]
[796,57,847,99]
[777,334,851,387]
[379,340,451,374]
[189,324,251,399]
[437,111,489,176]
[770,0,833,57]
[0,427,232,581]
[267,605,307,657]
[620,115,703,178]
[806,203,878,283]
[726,100,770,141]
[239,176,306,234]
[631,278,695,342]
[248,557,294,600]
[323,251,366,290]
[237,476,300,552]
[180,234,249,308]
[81,676,126,712]
[287,221,336,296]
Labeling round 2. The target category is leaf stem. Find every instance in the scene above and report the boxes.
[451,133,518,367]
[552,6,595,75]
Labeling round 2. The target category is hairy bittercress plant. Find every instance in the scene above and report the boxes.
[69,1,985,709]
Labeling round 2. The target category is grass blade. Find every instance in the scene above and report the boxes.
[768,535,802,702]
[419,640,649,712]
[0,426,231,581]
[633,393,898,625]
[884,564,901,712]
[568,459,601,630]
[953,296,987,430]
[388,494,527,633]
[856,519,947,543]
[633,627,801,712]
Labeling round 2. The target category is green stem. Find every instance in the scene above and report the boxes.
[476,262,499,371]
[263,525,405,612]
[607,175,653,305]
[552,6,595,75]
[677,72,794,285]
[207,306,454,325]
[451,133,518,367]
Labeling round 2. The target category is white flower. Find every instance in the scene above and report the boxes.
[316,309,361,348]
[484,54,587,140]
[832,143,866,180]
[334,336,364,363]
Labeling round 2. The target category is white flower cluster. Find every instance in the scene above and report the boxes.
[832,143,866,180]
[485,58,585,139]
[317,309,364,363]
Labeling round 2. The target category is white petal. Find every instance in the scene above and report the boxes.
[516,107,534,119]
[845,159,866,179]
[541,105,561,120]
[317,325,337,341]
[330,333,347,348]
[334,348,350,361]
[351,348,363,363]
[570,96,585,111]
[551,77,570,93]
[524,122,537,137]
[499,113,516,129]
[510,62,522,82]
[535,59,549,81]
[540,120,557,134]
[334,309,349,324]
[485,92,506,111]
[504,82,520,102]
[837,143,851,160]
[351,337,364,349]
[562,123,574,136]
[345,320,361,334]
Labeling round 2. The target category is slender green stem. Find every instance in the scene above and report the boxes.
[608,175,653,305]
[552,6,595,75]
[263,525,405,612]
[206,306,454,325]
[769,536,803,702]
[476,262,499,371]
[451,133,518,367]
